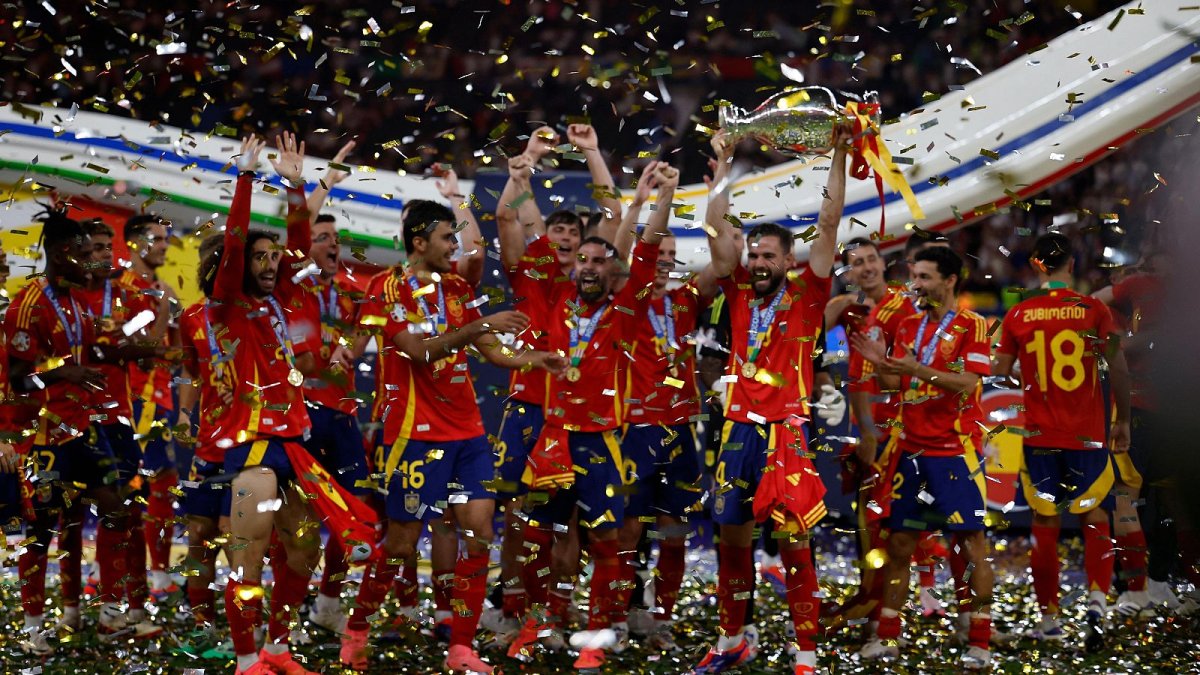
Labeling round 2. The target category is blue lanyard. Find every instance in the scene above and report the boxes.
[406,273,446,335]
[913,309,957,367]
[41,280,84,358]
[648,296,676,354]
[569,298,609,367]
[264,295,297,368]
[314,278,340,322]
[202,302,228,379]
[747,284,787,363]
[101,278,113,318]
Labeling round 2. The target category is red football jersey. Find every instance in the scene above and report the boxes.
[178,301,239,461]
[892,309,991,456]
[5,281,98,446]
[719,266,832,425]
[208,174,315,443]
[123,271,176,412]
[521,238,660,432]
[362,269,484,443]
[504,235,574,407]
[77,276,155,424]
[624,283,702,426]
[291,275,361,416]
[848,289,917,436]
[997,287,1118,450]
[1110,273,1161,411]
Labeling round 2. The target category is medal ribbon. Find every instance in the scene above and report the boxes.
[406,273,447,336]
[907,312,955,372]
[203,302,228,379]
[41,280,84,361]
[264,295,299,375]
[101,278,113,319]
[647,296,677,356]
[746,284,787,365]
[569,299,609,368]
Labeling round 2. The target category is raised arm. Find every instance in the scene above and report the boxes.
[640,163,678,246]
[613,162,656,261]
[569,124,623,240]
[437,167,484,288]
[497,153,539,271]
[213,136,266,302]
[809,126,851,280]
[306,139,356,224]
[270,131,311,255]
[705,131,738,279]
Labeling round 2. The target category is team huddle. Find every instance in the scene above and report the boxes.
[0,122,1175,675]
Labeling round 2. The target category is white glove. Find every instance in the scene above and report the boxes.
[814,383,846,426]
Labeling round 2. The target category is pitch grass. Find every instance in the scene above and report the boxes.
[0,535,1197,674]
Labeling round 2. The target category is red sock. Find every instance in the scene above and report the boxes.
[548,589,572,623]
[968,613,991,650]
[610,549,636,625]
[95,522,129,604]
[268,558,310,644]
[654,541,686,621]
[522,526,553,612]
[502,588,527,618]
[433,566,455,615]
[717,542,753,637]
[1115,530,1147,592]
[1083,520,1114,595]
[781,546,819,652]
[1178,529,1200,588]
[450,550,490,647]
[126,513,149,611]
[145,473,176,572]
[225,579,263,657]
[320,537,349,598]
[1030,524,1061,613]
[949,545,971,606]
[348,559,399,631]
[586,538,619,631]
[394,560,418,608]
[876,610,901,640]
[19,548,48,617]
[188,583,216,626]
[59,518,83,608]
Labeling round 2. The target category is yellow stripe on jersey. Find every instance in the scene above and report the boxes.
[384,369,419,480]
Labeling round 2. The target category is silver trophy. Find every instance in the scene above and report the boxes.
[719,87,880,155]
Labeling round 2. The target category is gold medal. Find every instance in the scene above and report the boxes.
[566,366,581,382]
[287,368,304,386]
[741,361,758,379]
[320,344,331,360]
[99,318,116,333]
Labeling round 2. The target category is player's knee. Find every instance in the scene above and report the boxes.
[382,536,416,562]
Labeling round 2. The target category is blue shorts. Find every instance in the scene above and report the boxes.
[28,430,119,492]
[382,435,496,522]
[889,451,987,532]
[527,430,625,532]
[712,421,772,526]
[302,403,371,496]
[621,423,703,518]
[99,423,143,489]
[1022,446,1113,517]
[494,402,544,496]
[180,456,232,520]
[224,438,301,484]
[133,398,177,475]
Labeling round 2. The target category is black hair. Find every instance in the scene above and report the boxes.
[841,236,878,267]
[578,235,619,258]
[913,245,967,293]
[905,227,950,255]
[124,213,165,243]
[746,222,794,253]
[546,210,584,236]
[198,234,224,297]
[1031,232,1072,273]
[314,213,337,225]
[82,219,114,239]
[37,204,86,250]
[402,200,454,256]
